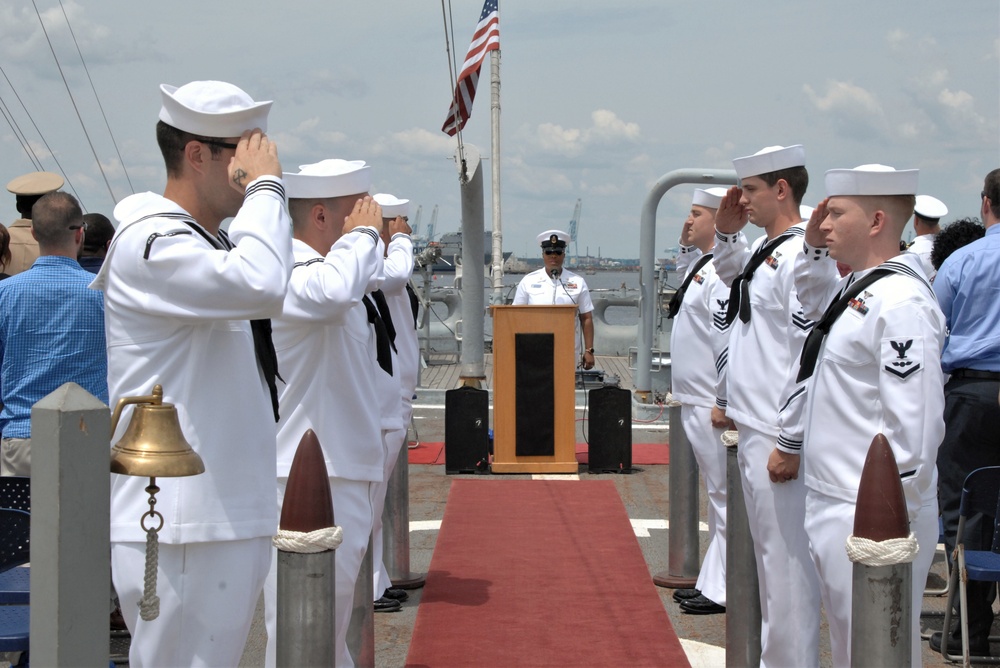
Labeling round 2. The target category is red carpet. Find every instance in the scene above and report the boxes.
[405,480,689,667]
[407,442,669,466]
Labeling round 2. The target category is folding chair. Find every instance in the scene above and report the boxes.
[941,466,1000,664]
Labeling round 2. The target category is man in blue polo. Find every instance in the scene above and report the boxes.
[0,191,107,475]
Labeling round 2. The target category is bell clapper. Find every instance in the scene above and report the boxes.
[138,476,163,621]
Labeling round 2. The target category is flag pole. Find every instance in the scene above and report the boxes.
[488,47,503,305]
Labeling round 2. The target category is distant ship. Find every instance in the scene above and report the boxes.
[424,231,512,273]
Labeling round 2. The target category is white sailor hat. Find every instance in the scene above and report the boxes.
[158,81,272,137]
[800,204,815,220]
[732,145,806,179]
[692,187,727,209]
[914,195,948,220]
[825,164,918,197]
[6,171,64,196]
[537,229,570,248]
[373,193,410,218]
[283,159,372,200]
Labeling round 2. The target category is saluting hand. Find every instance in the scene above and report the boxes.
[228,129,282,193]
[343,196,384,236]
[389,216,412,237]
[805,198,829,248]
[713,186,748,234]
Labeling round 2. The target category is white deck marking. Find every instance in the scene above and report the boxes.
[530,473,581,481]
[410,518,709,537]
[679,639,726,667]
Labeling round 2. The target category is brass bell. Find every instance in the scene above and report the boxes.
[110,384,205,478]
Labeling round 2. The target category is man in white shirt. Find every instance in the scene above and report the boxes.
[906,194,948,280]
[667,187,733,615]
[512,229,595,369]
[96,80,292,666]
[775,164,944,667]
[264,158,385,667]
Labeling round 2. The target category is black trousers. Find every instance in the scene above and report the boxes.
[937,376,1000,640]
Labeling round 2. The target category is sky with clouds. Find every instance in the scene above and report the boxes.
[1,0,997,258]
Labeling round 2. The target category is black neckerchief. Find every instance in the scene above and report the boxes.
[181,222,283,422]
[795,267,894,382]
[725,229,799,326]
[667,253,714,319]
[363,294,394,376]
[405,283,420,329]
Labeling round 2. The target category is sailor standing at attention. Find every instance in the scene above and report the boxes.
[370,192,420,608]
[906,194,948,281]
[712,144,832,667]
[666,187,733,616]
[93,80,292,666]
[264,159,385,668]
[775,165,944,667]
[512,230,596,369]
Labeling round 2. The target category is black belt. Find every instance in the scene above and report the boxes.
[951,368,1000,381]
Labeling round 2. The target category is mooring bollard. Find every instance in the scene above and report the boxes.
[349,533,376,667]
[382,436,425,589]
[654,396,700,588]
[275,430,341,668]
[848,434,914,667]
[723,430,761,668]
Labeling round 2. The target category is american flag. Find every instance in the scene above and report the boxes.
[441,0,500,137]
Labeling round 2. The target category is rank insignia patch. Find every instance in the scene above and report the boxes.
[882,337,922,380]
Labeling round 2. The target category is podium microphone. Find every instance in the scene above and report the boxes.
[550,268,561,280]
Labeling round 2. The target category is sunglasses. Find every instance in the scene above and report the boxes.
[544,248,564,256]
[68,221,89,231]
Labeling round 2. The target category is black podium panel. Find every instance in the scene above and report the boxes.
[587,386,632,473]
[445,386,490,474]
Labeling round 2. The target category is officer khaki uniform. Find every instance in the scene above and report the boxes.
[778,165,944,667]
[263,159,384,668]
[669,187,732,609]
[713,145,830,667]
[94,82,292,667]
[5,171,63,276]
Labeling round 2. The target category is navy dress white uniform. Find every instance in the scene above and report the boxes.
[264,159,384,668]
[371,192,418,598]
[93,81,292,667]
[906,194,948,281]
[512,231,594,357]
[669,187,732,610]
[713,145,829,668]
[777,165,944,667]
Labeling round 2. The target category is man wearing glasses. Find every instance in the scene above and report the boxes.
[0,191,107,476]
[512,229,595,369]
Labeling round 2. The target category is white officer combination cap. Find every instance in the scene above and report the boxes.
[158,81,272,137]
[536,229,570,247]
[373,193,410,218]
[732,145,806,179]
[6,171,64,196]
[692,187,727,209]
[284,159,372,200]
[914,195,948,220]
[825,164,919,197]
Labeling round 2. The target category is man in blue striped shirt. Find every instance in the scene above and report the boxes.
[0,191,107,475]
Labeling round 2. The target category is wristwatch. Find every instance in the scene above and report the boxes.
[585,348,595,354]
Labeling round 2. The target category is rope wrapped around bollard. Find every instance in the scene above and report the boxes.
[664,393,683,408]
[274,526,344,554]
[846,533,918,567]
[721,429,739,447]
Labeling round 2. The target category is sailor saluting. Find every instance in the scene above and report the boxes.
[92,80,292,666]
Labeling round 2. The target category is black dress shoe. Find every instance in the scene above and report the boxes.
[929,631,990,656]
[374,596,402,613]
[679,594,725,615]
[671,587,701,603]
[383,587,409,602]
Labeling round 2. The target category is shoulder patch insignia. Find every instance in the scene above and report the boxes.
[882,337,923,380]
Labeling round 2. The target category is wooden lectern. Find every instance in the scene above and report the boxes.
[490,304,578,473]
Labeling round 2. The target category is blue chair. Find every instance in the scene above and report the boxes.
[0,479,31,660]
[941,466,1000,664]
[0,477,30,513]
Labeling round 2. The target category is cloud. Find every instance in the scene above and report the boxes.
[529,110,641,158]
[371,127,457,159]
[803,81,888,140]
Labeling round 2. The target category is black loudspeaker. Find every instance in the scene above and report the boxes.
[445,386,490,474]
[587,386,633,473]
